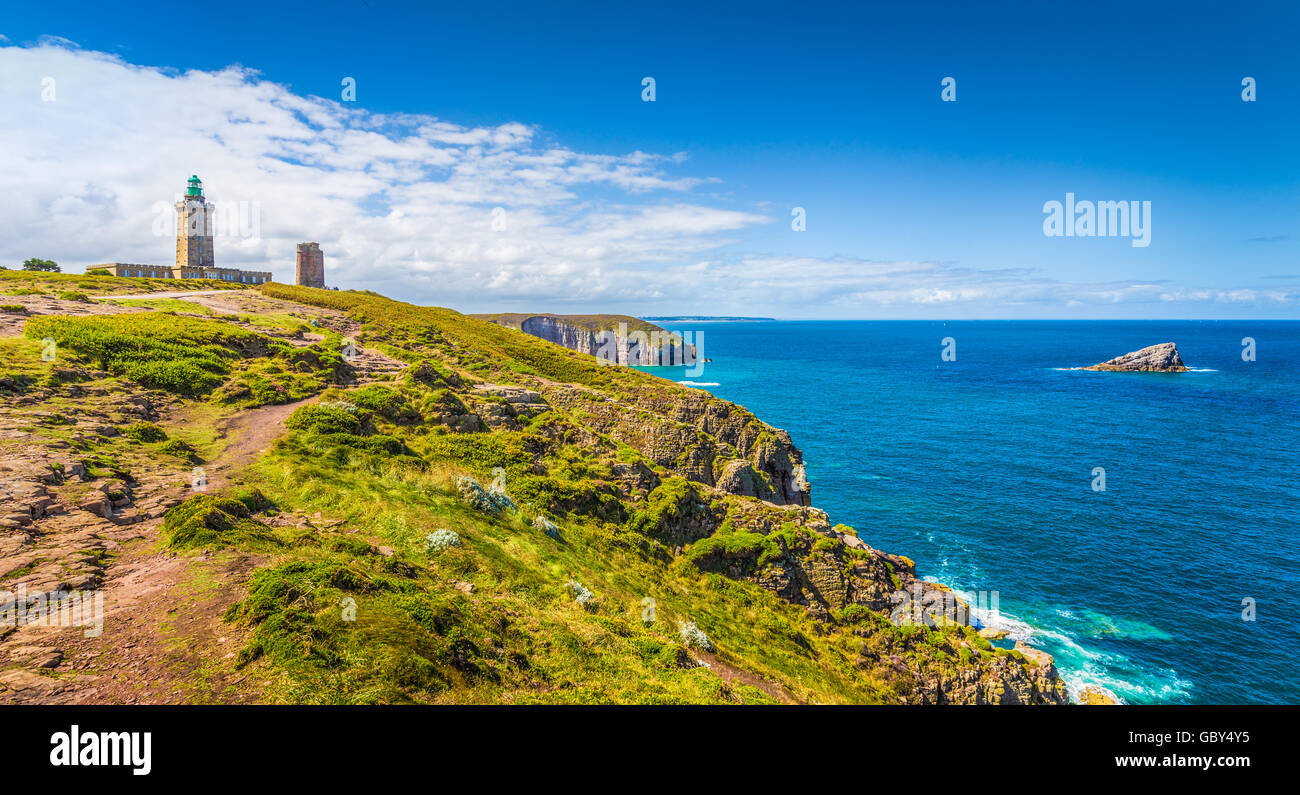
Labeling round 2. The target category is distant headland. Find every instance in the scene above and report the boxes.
[640,315,775,322]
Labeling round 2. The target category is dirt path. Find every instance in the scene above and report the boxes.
[203,395,321,492]
[0,283,407,703]
[0,393,327,704]
[90,289,238,301]
[692,650,801,704]
[0,342,402,704]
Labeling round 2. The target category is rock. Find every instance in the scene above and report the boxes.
[841,533,869,551]
[78,497,111,517]
[716,459,777,501]
[1014,640,1057,669]
[0,668,61,695]
[376,545,395,557]
[453,581,475,594]
[1079,685,1119,705]
[978,627,1007,640]
[1083,342,1188,372]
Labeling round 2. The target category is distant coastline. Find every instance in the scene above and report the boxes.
[640,315,775,323]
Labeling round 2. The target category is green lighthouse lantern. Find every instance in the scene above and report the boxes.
[186,175,203,197]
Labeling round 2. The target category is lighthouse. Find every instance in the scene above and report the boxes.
[175,175,215,272]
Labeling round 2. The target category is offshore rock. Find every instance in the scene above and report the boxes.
[1084,342,1188,372]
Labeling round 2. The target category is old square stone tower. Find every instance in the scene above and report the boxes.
[295,242,325,288]
[175,175,215,270]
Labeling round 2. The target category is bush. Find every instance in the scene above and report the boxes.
[533,514,561,539]
[455,475,515,515]
[285,404,362,435]
[424,529,461,552]
[84,269,110,277]
[158,438,199,462]
[0,305,25,314]
[566,580,594,606]
[230,486,275,514]
[679,620,713,651]
[58,291,89,301]
[349,385,416,421]
[328,536,375,556]
[162,495,282,550]
[123,421,168,443]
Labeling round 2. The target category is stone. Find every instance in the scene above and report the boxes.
[716,459,778,502]
[977,627,1007,640]
[1079,685,1118,705]
[1014,640,1057,670]
[1083,342,1188,372]
[0,668,61,694]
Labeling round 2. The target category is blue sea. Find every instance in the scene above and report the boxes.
[638,320,1300,705]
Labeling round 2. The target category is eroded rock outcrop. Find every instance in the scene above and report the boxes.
[478,313,696,365]
[541,384,811,506]
[1084,342,1188,372]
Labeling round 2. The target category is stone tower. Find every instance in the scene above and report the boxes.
[175,175,215,271]
[295,242,325,288]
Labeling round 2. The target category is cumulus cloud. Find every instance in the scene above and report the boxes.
[0,41,1292,318]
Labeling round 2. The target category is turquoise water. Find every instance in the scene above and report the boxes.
[638,320,1300,705]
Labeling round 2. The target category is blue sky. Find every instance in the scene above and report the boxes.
[2,0,1298,317]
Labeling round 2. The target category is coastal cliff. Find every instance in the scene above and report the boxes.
[473,313,697,366]
[0,269,1068,704]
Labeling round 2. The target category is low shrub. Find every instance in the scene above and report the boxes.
[425,529,461,552]
[285,403,363,435]
[455,475,515,515]
[679,620,713,651]
[158,438,199,462]
[162,495,282,550]
[123,421,168,443]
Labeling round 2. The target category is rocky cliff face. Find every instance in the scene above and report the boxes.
[1084,342,1188,372]
[541,383,811,506]
[482,314,697,366]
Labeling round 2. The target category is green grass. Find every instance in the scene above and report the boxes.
[223,432,885,704]
[0,268,249,296]
[108,297,219,314]
[23,312,347,404]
